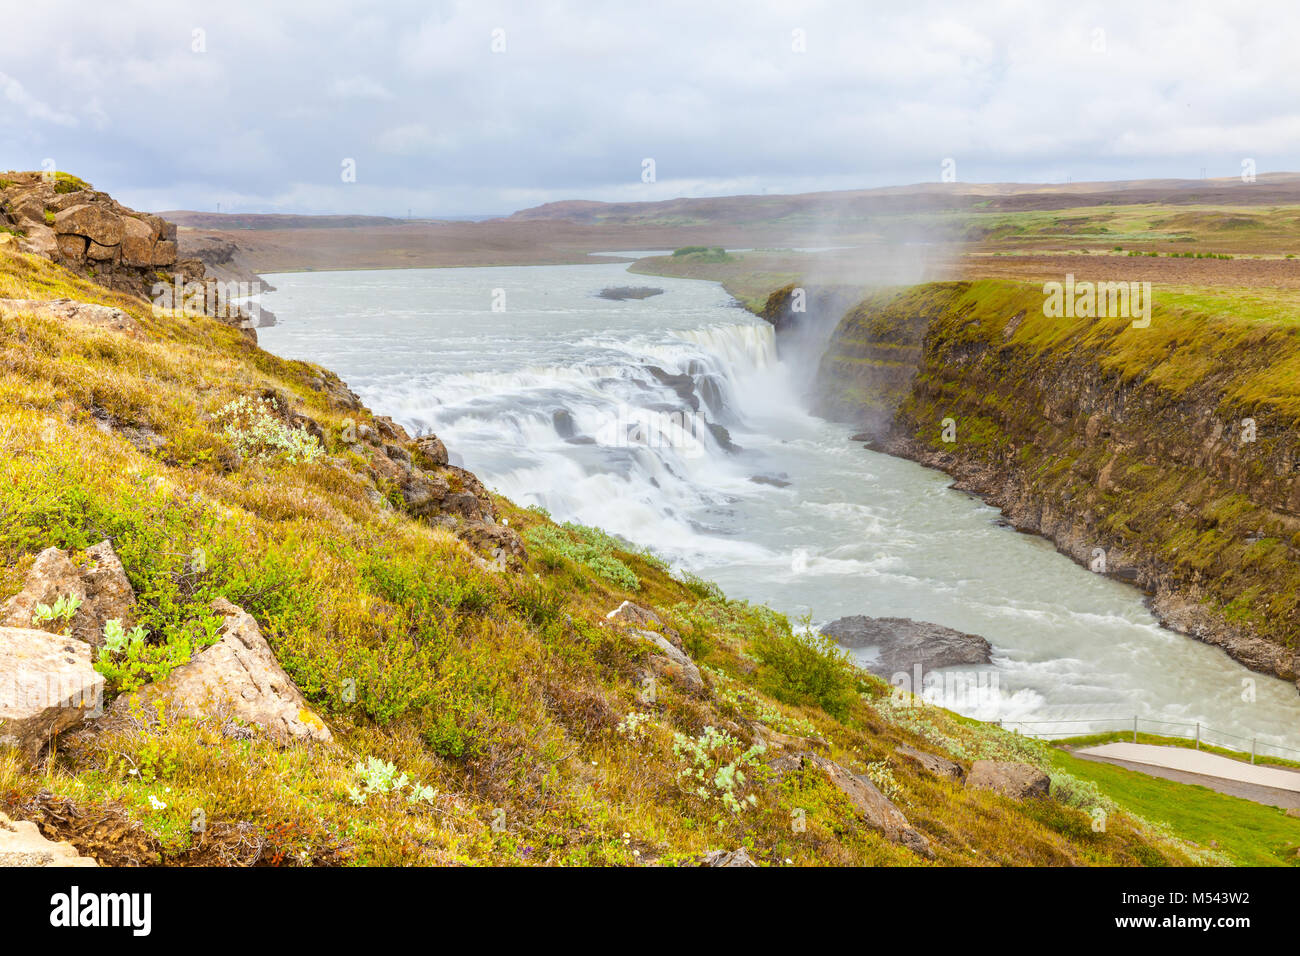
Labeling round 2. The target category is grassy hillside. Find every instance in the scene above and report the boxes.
[0,243,1216,867]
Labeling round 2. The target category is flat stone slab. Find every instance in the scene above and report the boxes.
[0,627,104,763]
[1075,743,1300,792]
[0,811,97,867]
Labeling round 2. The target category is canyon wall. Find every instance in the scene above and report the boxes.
[782,280,1300,688]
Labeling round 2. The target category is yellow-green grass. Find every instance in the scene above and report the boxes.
[0,245,1213,866]
[819,276,1300,662]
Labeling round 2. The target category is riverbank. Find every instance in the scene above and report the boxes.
[796,279,1300,692]
[3,185,1220,866]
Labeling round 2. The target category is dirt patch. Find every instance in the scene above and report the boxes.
[0,790,352,867]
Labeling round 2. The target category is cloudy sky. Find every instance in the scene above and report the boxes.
[4,0,1298,216]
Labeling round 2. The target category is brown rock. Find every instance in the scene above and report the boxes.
[607,599,683,647]
[17,223,57,258]
[802,753,933,857]
[630,629,704,694]
[0,626,104,763]
[606,600,662,630]
[414,433,449,467]
[119,216,157,267]
[966,760,1050,799]
[9,197,47,227]
[151,239,178,267]
[55,234,87,260]
[896,744,965,782]
[85,240,117,261]
[53,204,123,246]
[0,541,137,648]
[114,598,331,745]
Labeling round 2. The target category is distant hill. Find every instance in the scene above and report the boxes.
[501,173,1300,225]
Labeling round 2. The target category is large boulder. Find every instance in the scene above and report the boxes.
[17,223,57,258]
[119,216,159,267]
[0,811,98,867]
[801,753,933,858]
[0,541,137,648]
[414,433,449,467]
[114,598,331,745]
[896,744,965,782]
[0,627,104,763]
[966,760,1051,800]
[820,615,992,678]
[150,239,178,267]
[52,204,123,247]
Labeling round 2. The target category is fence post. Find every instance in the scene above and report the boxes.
[1195,722,1200,750]
[1133,716,1138,744]
[1251,738,1257,765]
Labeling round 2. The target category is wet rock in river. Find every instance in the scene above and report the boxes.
[820,615,992,678]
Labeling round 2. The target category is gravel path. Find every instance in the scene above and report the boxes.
[1071,743,1300,809]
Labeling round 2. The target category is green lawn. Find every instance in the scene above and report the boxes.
[1051,749,1300,867]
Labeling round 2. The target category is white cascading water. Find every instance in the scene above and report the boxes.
[258,261,1300,753]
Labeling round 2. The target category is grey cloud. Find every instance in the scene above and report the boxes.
[2,0,1298,216]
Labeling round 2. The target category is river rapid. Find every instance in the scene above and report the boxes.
[258,262,1300,753]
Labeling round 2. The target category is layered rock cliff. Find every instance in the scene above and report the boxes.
[800,280,1300,688]
[0,171,265,334]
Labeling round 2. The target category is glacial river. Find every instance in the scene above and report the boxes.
[258,262,1300,754]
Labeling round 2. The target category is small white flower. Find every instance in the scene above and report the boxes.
[147,795,167,810]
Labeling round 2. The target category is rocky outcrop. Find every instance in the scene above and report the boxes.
[605,602,703,693]
[632,629,704,694]
[0,627,104,763]
[799,753,933,858]
[0,810,98,866]
[0,171,260,338]
[606,600,669,633]
[0,173,175,291]
[966,760,1051,800]
[356,414,526,567]
[112,598,331,745]
[0,541,136,649]
[178,233,274,291]
[896,744,965,782]
[820,615,991,678]
[813,280,1300,691]
[0,297,145,340]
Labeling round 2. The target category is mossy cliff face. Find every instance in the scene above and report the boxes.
[812,279,1300,686]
